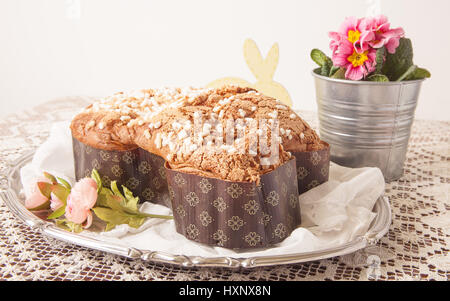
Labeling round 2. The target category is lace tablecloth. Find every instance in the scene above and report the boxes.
[0,98,448,281]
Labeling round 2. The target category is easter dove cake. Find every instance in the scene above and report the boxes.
[70,85,330,248]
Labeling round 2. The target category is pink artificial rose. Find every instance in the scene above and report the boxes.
[25,177,51,209]
[332,39,377,80]
[363,15,405,53]
[65,178,98,228]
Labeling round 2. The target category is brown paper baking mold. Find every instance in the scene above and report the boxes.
[166,158,301,249]
[72,137,170,207]
[73,137,330,248]
[293,142,330,194]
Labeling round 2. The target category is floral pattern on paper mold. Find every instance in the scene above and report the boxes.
[184,192,200,207]
[226,183,243,199]
[165,159,303,249]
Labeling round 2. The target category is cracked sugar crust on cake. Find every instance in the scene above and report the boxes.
[71,85,326,182]
[70,87,208,151]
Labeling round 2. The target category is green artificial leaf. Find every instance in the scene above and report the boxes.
[87,169,173,232]
[375,47,386,74]
[103,192,125,212]
[56,177,72,190]
[121,185,139,212]
[92,188,172,231]
[382,38,414,81]
[104,222,118,232]
[47,205,66,220]
[111,181,125,199]
[138,212,174,220]
[37,182,52,199]
[407,67,431,80]
[110,180,140,213]
[38,168,174,233]
[55,219,83,233]
[51,184,70,204]
[331,67,346,79]
[396,65,417,82]
[127,215,147,228]
[28,200,51,211]
[91,169,102,193]
[43,172,57,184]
[46,184,70,220]
[96,186,114,208]
[367,74,390,82]
[92,207,129,225]
[55,219,70,231]
[92,207,147,231]
[310,49,330,67]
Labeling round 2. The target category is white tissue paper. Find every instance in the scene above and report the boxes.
[20,122,385,258]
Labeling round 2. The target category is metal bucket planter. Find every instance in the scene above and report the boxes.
[312,71,425,182]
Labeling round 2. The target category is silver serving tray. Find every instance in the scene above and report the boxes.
[0,152,392,268]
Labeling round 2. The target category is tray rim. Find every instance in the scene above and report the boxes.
[0,151,392,269]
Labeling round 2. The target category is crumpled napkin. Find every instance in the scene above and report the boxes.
[20,122,385,258]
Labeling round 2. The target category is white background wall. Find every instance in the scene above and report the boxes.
[0,0,448,120]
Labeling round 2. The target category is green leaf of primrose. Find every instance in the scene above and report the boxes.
[313,67,321,75]
[56,177,72,190]
[47,205,66,220]
[311,49,330,67]
[43,172,57,184]
[329,65,340,77]
[367,74,390,82]
[396,64,417,82]
[331,67,346,79]
[375,47,386,74]
[320,62,331,77]
[382,38,414,81]
[407,67,431,80]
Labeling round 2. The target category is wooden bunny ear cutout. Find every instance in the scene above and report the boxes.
[262,43,279,81]
[244,39,279,81]
[243,39,265,81]
[207,38,293,107]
